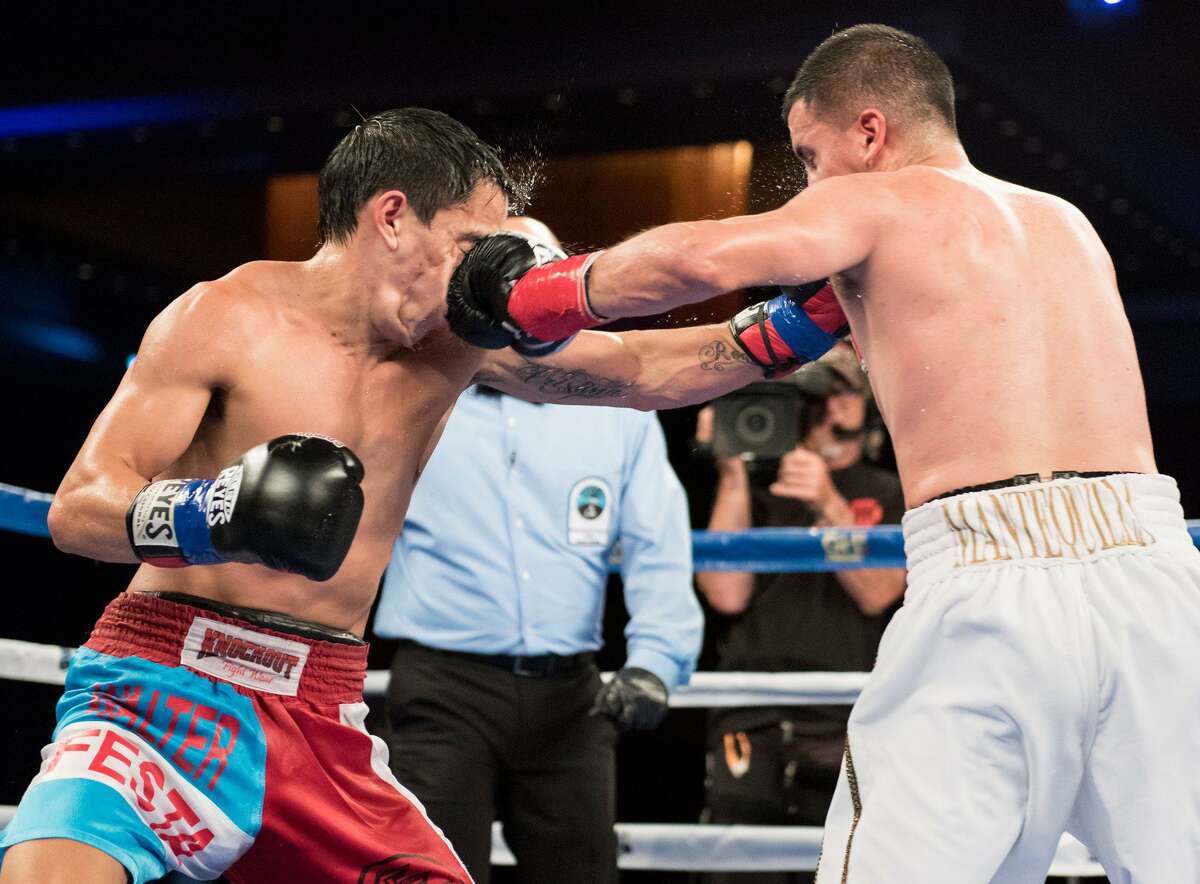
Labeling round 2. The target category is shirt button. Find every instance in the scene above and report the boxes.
[521,571,531,581]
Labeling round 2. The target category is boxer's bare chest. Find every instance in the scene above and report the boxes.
[186,325,478,531]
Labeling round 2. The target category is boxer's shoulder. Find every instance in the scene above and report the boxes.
[136,271,279,386]
[168,264,291,335]
[873,164,967,202]
[792,171,907,227]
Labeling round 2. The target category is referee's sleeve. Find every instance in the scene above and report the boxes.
[616,412,702,690]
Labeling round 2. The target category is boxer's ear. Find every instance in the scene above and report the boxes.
[856,109,888,170]
[371,190,410,250]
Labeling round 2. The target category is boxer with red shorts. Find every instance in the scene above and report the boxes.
[0,107,843,884]
[4,591,467,883]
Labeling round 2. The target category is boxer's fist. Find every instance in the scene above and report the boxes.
[446,232,604,355]
[729,281,849,377]
[212,435,364,580]
[127,434,365,582]
[590,667,669,731]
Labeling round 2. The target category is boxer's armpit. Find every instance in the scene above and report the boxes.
[698,339,753,371]
[513,361,632,400]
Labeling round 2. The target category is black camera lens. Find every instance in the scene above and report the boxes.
[735,405,776,445]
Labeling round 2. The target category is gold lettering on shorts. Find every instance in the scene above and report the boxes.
[1002,490,1041,557]
[1027,489,1062,558]
[942,505,972,568]
[939,478,1152,568]
[1049,485,1086,557]
[1085,482,1121,549]
[990,496,1027,559]
[1112,478,1157,546]
[972,499,1011,563]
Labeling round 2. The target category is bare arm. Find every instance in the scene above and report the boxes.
[695,465,756,615]
[770,450,906,616]
[813,496,907,616]
[475,323,765,411]
[585,174,882,319]
[48,286,240,561]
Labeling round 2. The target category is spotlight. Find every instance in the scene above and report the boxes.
[1068,0,1138,20]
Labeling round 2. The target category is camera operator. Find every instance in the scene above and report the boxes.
[695,345,905,884]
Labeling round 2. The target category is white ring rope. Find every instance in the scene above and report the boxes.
[0,799,1104,877]
[0,637,1107,876]
[0,637,869,706]
[488,823,1103,876]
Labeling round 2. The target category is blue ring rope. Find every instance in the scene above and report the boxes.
[4,482,1198,573]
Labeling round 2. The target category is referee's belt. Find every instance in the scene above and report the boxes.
[398,639,595,678]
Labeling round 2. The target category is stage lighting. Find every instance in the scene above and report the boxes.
[1068,0,1138,20]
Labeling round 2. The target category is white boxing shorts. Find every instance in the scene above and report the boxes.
[816,473,1200,884]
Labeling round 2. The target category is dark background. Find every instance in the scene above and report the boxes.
[1,2,1197,881]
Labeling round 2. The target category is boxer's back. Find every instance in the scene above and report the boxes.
[840,165,1155,506]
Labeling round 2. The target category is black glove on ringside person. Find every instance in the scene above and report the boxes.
[590,667,670,731]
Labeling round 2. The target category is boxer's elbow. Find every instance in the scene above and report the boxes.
[46,493,79,553]
[46,473,101,555]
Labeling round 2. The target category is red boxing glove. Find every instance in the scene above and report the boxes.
[730,282,849,377]
[505,252,606,342]
[802,284,848,334]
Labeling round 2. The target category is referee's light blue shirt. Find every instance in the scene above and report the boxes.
[374,386,701,690]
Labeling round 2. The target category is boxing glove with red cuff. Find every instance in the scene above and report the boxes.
[446,232,605,355]
[730,281,849,377]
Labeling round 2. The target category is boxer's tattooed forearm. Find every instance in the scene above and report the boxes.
[698,340,752,371]
[516,361,632,399]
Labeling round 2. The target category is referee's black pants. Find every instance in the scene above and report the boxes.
[385,641,618,884]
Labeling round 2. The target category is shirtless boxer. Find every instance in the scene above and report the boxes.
[0,108,821,884]
[452,24,1200,884]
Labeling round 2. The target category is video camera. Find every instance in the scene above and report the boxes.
[710,362,866,465]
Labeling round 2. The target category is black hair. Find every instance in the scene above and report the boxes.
[782,24,957,133]
[318,107,513,243]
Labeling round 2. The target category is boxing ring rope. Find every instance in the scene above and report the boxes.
[5,483,1195,877]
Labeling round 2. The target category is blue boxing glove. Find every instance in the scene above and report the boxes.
[126,434,364,582]
[729,281,849,377]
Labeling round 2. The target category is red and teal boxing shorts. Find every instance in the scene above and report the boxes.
[0,591,471,883]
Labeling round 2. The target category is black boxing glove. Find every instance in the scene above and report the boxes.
[589,667,670,731]
[446,231,605,356]
[126,434,365,582]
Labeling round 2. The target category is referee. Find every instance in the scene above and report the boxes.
[372,234,701,881]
